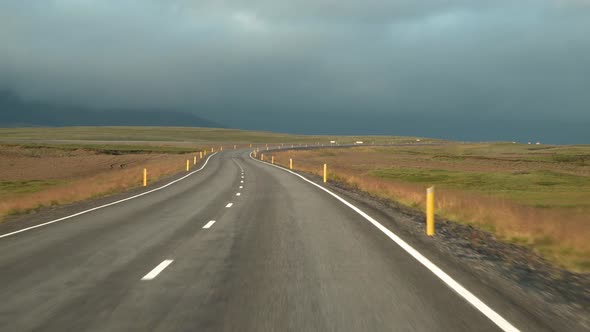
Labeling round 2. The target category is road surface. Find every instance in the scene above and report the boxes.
[0,149,556,331]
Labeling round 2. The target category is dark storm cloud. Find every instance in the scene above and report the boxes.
[1,0,589,142]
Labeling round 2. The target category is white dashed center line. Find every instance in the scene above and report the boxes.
[239,186,243,189]
[141,259,174,281]
[203,220,216,229]
[226,203,233,208]
[236,193,241,196]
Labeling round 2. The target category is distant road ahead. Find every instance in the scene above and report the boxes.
[0,149,556,331]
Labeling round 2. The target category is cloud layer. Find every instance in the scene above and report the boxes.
[1,0,590,142]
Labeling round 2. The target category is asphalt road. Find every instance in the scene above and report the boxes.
[0,149,558,331]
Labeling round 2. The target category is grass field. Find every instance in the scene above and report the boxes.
[370,168,590,208]
[10,142,202,155]
[0,142,206,218]
[271,143,590,272]
[0,126,435,145]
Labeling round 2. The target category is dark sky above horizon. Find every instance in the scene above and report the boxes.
[1,1,590,143]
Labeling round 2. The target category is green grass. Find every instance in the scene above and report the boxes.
[370,168,590,208]
[380,142,590,162]
[0,180,66,197]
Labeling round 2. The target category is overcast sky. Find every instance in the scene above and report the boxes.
[1,0,589,143]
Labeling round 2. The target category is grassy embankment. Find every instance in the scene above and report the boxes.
[271,143,590,272]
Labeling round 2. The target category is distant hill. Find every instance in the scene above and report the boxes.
[0,91,222,128]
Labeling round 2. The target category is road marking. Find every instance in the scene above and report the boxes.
[250,153,520,332]
[241,176,244,179]
[240,180,244,183]
[0,153,219,240]
[236,193,241,196]
[141,259,174,280]
[239,186,243,189]
[226,203,233,208]
[232,158,244,172]
[203,220,216,229]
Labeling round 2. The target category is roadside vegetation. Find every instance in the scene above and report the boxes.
[271,143,590,272]
[0,143,205,219]
[5,142,201,155]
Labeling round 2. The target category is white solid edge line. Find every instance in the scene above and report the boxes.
[141,259,174,280]
[249,152,519,332]
[226,203,233,208]
[0,152,219,239]
[203,220,216,229]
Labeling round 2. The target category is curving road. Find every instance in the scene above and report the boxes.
[0,149,557,331]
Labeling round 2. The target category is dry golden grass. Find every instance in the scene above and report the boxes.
[0,146,203,219]
[271,145,590,272]
[0,145,184,180]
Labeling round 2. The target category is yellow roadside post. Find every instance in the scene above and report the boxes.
[143,168,147,187]
[427,186,435,236]
[289,158,293,170]
[253,151,257,158]
[211,147,214,153]
[234,145,237,149]
[323,164,327,183]
[250,143,252,148]
[220,146,223,151]
[194,156,197,165]
[186,160,190,172]
[200,151,203,159]
[271,156,274,164]
[261,153,264,161]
